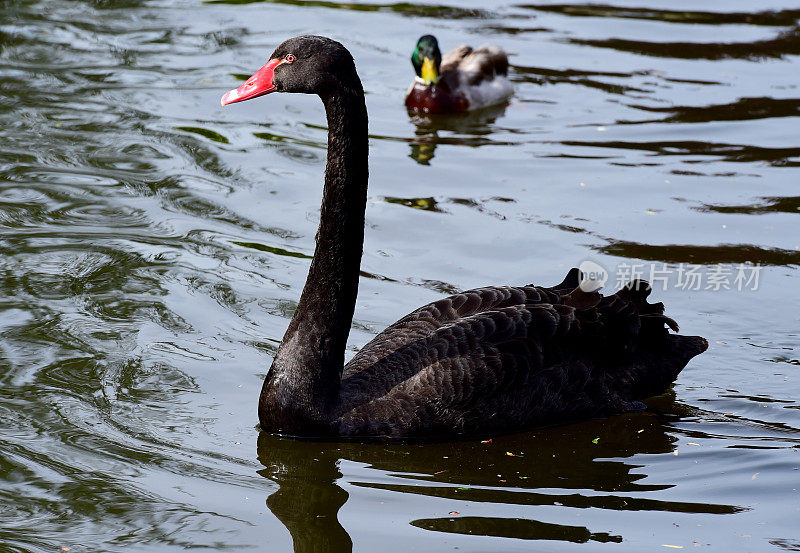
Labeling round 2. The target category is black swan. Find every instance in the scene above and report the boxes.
[220,36,707,440]
[405,34,513,113]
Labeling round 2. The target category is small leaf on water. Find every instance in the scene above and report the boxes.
[592,438,599,444]
[506,451,515,456]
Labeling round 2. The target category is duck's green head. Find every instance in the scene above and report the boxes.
[411,35,442,86]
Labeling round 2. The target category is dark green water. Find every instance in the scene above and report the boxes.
[1,0,798,551]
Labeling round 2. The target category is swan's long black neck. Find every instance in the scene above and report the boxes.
[260,80,368,431]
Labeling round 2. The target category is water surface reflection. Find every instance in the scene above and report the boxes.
[257,412,743,551]
[407,103,510,164]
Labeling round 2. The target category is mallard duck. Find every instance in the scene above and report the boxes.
[220,35,707,440]
[405,35,514,114]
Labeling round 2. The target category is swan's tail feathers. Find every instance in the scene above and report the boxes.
[598,278,705,360]
[665,334,708,380]
[619,280,708,396]
[631,334,708,398]
[676,334,709,358]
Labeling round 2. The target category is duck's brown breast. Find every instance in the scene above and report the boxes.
[405,81,469,114]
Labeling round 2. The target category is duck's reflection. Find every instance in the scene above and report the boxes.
[407,103,509,165]
[256,408,741,552]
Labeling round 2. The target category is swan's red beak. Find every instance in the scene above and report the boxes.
[221,58,282,106]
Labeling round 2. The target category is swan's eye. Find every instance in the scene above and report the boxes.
[284,54,295,63]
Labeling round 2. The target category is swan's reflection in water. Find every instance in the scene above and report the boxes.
[407,103,510,165]
[257,434,352,553]
[256,408,742,552]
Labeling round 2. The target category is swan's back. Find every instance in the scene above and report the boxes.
[335,269,707,438]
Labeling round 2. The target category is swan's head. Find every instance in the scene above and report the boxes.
[221,35,359,106]
[411,35,442,86]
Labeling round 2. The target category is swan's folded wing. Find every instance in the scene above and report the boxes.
[335,274,700,437]
[337,302,587,432]
[344,268,586,379]
[343,285,557,378]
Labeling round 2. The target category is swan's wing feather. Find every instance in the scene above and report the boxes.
[335,269,705,437]
[344,268,584,378]
[343,284,555,377]
[337,302,576,435]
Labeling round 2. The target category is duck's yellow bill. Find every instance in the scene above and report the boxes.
[421,57,439,85]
